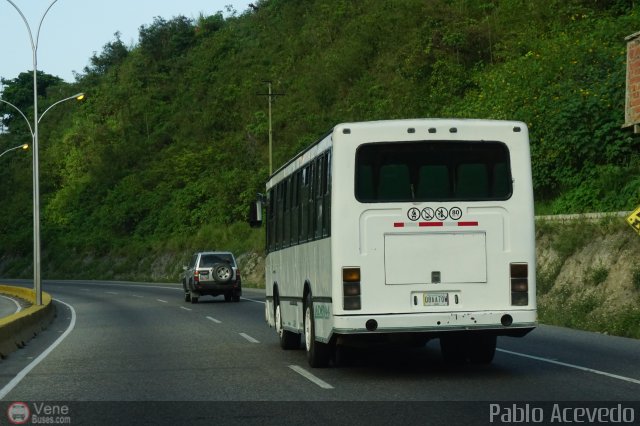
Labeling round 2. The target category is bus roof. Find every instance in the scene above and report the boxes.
[267,118,528,184]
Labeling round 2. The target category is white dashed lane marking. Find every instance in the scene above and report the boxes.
[239,333,260,343]
[289,365,334,389]
[206,316,222,324]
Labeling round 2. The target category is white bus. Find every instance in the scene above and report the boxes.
[249,119,536,368]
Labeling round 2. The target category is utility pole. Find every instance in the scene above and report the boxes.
[257,80,285,174]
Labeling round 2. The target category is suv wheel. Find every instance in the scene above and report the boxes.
[213,263,233,283]
[182,281,190,302]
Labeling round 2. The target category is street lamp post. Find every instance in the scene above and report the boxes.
[4,0,69,305]
[0,92,83,305]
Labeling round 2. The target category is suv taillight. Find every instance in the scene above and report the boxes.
[194,270,200,283]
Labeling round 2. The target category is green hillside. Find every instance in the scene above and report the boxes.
[0,0,639,280]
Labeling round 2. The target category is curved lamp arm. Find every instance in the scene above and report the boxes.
[0,143,29,159]
[0,98,34,137]
[39,92,85,124]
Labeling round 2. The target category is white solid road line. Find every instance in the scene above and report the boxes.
[498,349,640,385]
[0,294,22,314]
[289,365,334,389]
[0,298,77,400]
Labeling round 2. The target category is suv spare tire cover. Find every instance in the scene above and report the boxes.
[212,263,233,283]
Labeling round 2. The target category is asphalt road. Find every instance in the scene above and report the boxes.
[0,280,639,425]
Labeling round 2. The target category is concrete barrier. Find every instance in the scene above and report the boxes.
[0,285,56,359]
[535,211,631,222]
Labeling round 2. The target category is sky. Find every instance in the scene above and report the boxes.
[0,0,252,85]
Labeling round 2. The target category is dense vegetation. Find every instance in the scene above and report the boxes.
[0,0,639,280]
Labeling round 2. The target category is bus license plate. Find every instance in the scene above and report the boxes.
[424,293,449,307]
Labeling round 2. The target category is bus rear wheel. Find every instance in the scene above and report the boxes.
[304,293,332,368]
[468,334,496,364]
[440,335,467,364]
[440,333,496,365]
[275,301,300,349]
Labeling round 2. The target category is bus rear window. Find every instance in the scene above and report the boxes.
[355,141,512,202]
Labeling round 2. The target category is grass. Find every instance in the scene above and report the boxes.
[586,265,609,286]
[632,267,640,291]
[536,259,562,296]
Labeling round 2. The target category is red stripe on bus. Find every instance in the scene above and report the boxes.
[419,222,443,227]
[458,221,479,226]
[393,222,405,228]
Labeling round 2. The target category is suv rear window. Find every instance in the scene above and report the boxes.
[199,254,235,267]
[355,141,512,202]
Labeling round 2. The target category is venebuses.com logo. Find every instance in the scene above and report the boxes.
[6,401,72,425]
[6,402,30,425]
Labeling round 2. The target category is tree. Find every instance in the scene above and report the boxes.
[138,16,197,62]
[83,32,129,76]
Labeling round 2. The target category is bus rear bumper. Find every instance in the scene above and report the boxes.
[332,309,537,338]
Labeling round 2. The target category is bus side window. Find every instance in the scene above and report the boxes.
[266,190,274,252]
[417,165,450,200]
[301,164,313,242]
[320,152,330,237]
[309,162,316,241]
[300,168,307,242]
[455,163,489,199]
[314,156,323,239]
[283,177,291,248]
[291,171,300,246]
[378,164,411,201]
[275,182,284,250]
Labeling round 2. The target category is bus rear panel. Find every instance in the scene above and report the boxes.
[328,120,536,352]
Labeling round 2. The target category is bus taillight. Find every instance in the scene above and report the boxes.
[343,267,361,310]
[510,263,528,306]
